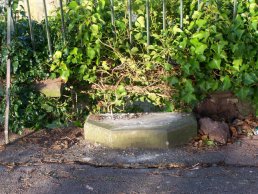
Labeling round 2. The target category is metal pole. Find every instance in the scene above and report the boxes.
[162,0,166,31]
[110,0,115,34]
[59,0,66,43]
[128,0,132,44]
[198,0,201,10]
[233,0,237,19]
[4,0,11,144]
[43,0,53,57]
[26,0,35,50]
[146,0,150,49]
[94,0,98,7]
[180,0,183,30]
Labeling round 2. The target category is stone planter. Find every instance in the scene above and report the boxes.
[84,112,197,149]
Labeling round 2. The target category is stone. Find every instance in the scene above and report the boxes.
[199,117,230,144]
[35,78,63,98]
[195,91,255,122]
[84,113,197,149]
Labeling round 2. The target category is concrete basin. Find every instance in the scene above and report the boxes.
[84,112,197,149]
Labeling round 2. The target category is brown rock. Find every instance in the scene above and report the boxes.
[195,91,255,122]
[199,117,230,144]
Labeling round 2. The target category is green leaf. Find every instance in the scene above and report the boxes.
[68,1,78,10]
[172,26,182,34]
[182,93,196,104]
[209,57,221,70]
[192,31,209,41]
[60,70,70,82]
[243,73,255,85]
[181,80,196,104]
[197,43,207,55]
[12,61,19,73]
[102,61,110,70]
[235,29,245,39]
[165,102,175,112]
[87,47,96,60]
[90,24,99,36]
[54,51,62,59]
[192,11,202,20]
[116,85,127,96]
[41,104,53,113]
[232,58,242,71]
[50,64,57,71]
[251,21,257,31]
[148,93,157,101]
[135,16,145,28]
[200,79,219,91]
[236,87,250,100]
[189,59,200,71]
[190,39,207,55]
[70,47,78,55]
[131,47,139,54]
[196,19,207,28]
[179,38,188,49]
[97,0,106,10]
[221,75,231,90]
[211,41,227,55]
[134,33,142,40]
[181,63,191,75]
[79,65,87,76]
[204,140,215,146]
[168,77,179,86]
[164,63,172,71]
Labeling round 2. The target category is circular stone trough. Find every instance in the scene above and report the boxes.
[84,113,197,149]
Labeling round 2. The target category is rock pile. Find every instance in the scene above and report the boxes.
[194,92,257,146]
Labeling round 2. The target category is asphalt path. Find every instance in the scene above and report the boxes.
[0,163,258,194]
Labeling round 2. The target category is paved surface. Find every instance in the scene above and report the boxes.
[0,164,258,194]
[0,128,257,194]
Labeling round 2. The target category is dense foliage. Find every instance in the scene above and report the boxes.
[0,1,73,133]
[51,0,257,112]
[0,0,257,133]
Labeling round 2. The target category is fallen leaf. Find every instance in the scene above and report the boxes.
[0,145,6,151]
[230,126,238,137]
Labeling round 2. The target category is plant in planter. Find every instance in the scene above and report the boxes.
[50,0,182,114]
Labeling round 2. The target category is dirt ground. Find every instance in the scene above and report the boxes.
[0,127,257,194]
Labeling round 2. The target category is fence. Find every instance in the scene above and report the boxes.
[2,0,240,57]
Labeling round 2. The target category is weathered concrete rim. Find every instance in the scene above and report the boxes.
[86,112,196,131]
